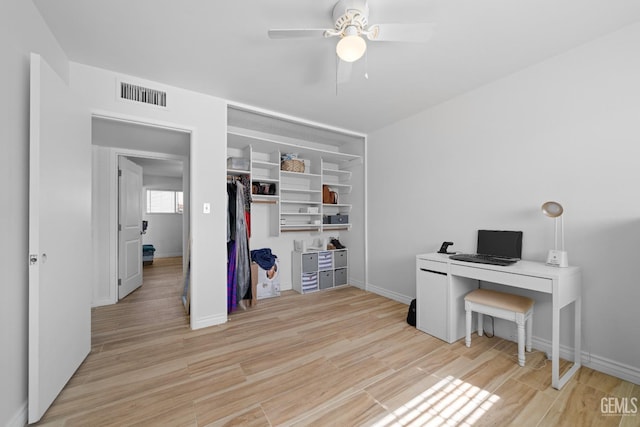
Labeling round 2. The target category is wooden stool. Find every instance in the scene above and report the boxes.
[464,288,534,367]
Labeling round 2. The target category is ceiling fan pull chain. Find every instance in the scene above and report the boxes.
[335,55,339,95]
[365,50,369,79]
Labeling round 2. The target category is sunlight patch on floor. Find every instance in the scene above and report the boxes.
[373,375,500,426]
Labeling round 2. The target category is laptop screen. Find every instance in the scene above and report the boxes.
[477,230,523,259]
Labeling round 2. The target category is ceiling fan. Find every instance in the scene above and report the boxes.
[268,0,435,83]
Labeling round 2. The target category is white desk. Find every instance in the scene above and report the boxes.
[416,252,582,390]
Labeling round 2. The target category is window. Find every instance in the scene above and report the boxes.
[146,190,183,214]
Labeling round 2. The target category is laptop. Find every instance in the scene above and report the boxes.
[449,230,523,266]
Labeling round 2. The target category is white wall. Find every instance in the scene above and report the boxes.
[70,63,228,330]
[0,0,71,424]
[367,23,640,381]
[143,175,184,258]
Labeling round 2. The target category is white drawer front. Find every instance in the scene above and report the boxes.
[450,263,552,293]
[416,258,448,274]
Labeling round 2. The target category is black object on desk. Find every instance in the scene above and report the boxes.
[438,241,455,254]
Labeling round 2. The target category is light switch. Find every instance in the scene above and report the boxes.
[203,203,211,214]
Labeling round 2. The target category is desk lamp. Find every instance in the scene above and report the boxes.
[541,201,568,267]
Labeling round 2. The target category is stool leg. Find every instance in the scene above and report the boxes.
[517,316,525,367]
[526,310,533,352]
[465,308,472,348]
[477,313,484,337]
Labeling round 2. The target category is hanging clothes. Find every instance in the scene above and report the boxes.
[234,180,251,306]
[227,176,252,312]
[227,240,237,312]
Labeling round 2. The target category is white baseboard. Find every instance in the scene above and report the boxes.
[7,402,27,427]
[367,286,640,385]
[191,313,227,330]
[348,277,365,290]
[154,252,183,259]
[91,296,116,308]
[531,336,640,385]
[365,283,413,305]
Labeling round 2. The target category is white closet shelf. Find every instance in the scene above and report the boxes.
[281,171,322,178]
[281,226,322,232]
[280,187,321,193]
[281,200,321,205]
[252,177,278,184]
[322,203,352,208]
[228,127,360,165]
[227,168,249,175]
[252,194,278,201]
[322,224,351,230]
[281,212,322,216]
[322,168,352,178]
[252,160,279,168]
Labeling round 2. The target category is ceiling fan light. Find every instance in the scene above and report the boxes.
[336,34,367,62]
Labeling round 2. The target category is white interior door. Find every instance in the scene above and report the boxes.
[28,53,91,423]
[118,156,144,299]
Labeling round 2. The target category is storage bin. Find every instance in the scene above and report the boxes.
[323,214,349,224]
[281,159,305,173]
[227,157,249,170]
[319,270,333,290]
[299,206,319,214]
[142,244,156,265]
[254,259,281,300]
[334,268,348,286]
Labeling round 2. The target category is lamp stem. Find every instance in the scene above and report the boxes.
[560,214,565,251]
[554,217,558,251]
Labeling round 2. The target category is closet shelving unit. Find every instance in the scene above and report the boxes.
[249,150,280,205]
[321,161,352,231]
[227,123,360,236]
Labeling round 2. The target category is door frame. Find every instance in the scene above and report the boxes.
[91,113,192,309]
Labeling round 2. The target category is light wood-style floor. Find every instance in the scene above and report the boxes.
[36,257,639,426]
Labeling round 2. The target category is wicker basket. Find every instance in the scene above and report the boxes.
[281,159,305,173]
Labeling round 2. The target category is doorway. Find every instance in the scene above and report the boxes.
[91,116,191,313]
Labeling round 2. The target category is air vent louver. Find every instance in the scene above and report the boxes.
[120,82,167,107]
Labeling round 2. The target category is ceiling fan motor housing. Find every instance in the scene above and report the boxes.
[332,0,369,32]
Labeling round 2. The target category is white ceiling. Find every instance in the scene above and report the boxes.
[130,157,184,179]
[34,0,640,133]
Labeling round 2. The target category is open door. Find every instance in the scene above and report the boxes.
[28,53,91,422]
[118,156,144,299]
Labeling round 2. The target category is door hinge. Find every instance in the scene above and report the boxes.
[118,278,122,286]
[118,169,122,177]
[118,224,122,232]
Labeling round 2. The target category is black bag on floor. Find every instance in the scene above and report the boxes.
[407,299,417,326]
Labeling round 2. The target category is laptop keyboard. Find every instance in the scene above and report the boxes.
[449,253,517,266]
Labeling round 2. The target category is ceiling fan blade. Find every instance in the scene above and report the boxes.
[367,23,435,43]
[267,29,329,39]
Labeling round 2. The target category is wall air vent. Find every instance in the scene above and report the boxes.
[120,82,167,107]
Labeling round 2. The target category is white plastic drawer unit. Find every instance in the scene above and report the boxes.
[301,253,318,273]
[334,250,347,268]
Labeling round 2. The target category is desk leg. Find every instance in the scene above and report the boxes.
[551,294,560,389]
[552,297,583,390]
[575,296,582,367]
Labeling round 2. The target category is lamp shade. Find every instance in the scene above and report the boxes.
[336,26,367,62]
[541,201,563,218]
